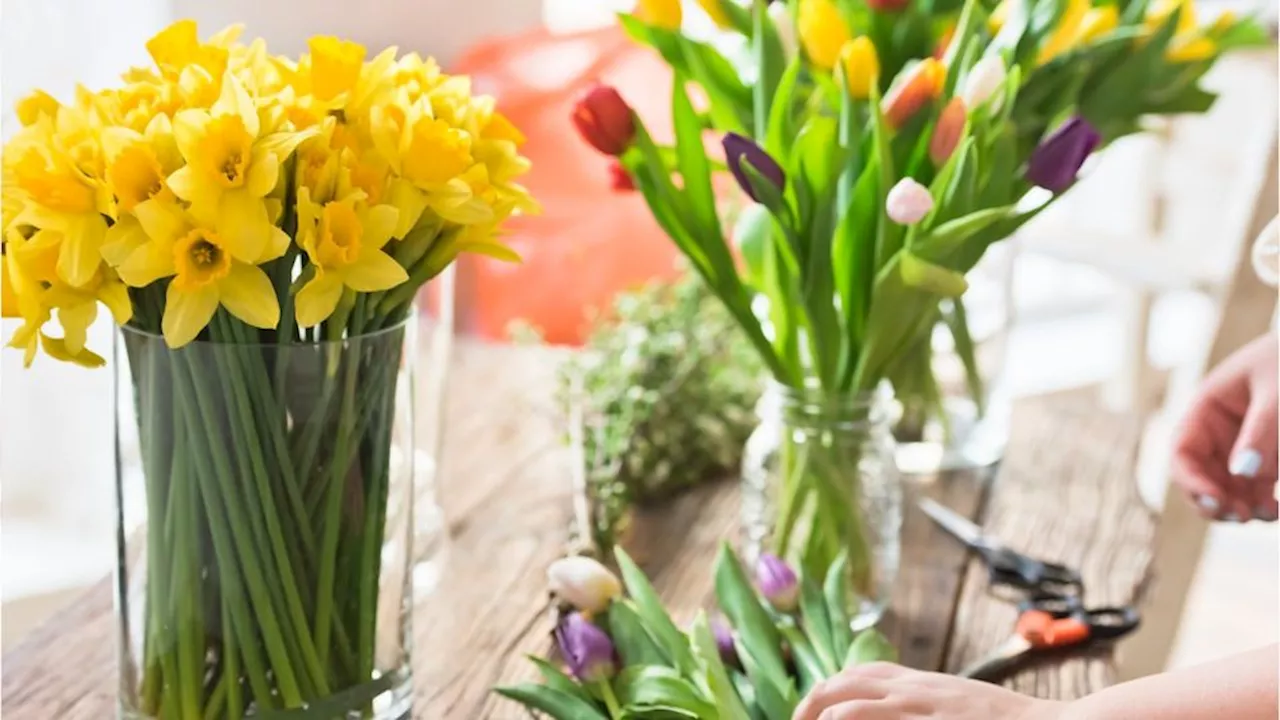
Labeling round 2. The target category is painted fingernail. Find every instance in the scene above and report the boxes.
[1230,449,1263,478]
[1253,507,1278,521]
[1195,495,1220,514]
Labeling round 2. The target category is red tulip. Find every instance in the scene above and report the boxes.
[572,84,636,157]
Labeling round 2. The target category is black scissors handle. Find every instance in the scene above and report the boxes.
[1018,591,1142,641]
[979,545,1084,596]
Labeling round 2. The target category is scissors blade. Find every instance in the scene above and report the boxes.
[918,498,999,551]
[958,635,1034,681]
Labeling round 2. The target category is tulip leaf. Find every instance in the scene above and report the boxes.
[619,706,699,720]
[1144,85,1217,115]
[1079,11,1180,123]
[712,544,793,699]
[899,252,969,297]
[941,0,985,96]
[671,73,720,242]
[799,577,839,674]
[844,629,899,667]
[778,624,826,695]
[823,551,855,661]
[916,204,1019,264]
[736,637,796,720]
[615,666,718,718]
[733,203,773,291]
[766,56,807,160]
[943,297,986,415]
[868,81,901,275]
[1215,18,1272,50]
[608,601,669,668]
[833,156,882,386]
[614,549,699,678]
[527,656,596,705]
[494,683,608,720]
[690,613,754,720]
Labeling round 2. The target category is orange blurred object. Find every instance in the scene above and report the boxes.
[449,25,683,346]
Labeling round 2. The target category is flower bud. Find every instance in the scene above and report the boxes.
[547,556,623,613]
[960,56,1006,109]
[929,98,967,166]
[636,0,683,30]
[555,612,618,683]
[839,37,879,100]
[1025,116,1100,193]
[799,0,852,70]
[723,132,786,203]
[712,616,742,669]
[755,553,799,612]
[572,84,636,157]
[886,177,934,224]
[882,58,945,129]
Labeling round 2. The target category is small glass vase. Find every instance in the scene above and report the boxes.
[891,249,1012,475]
[114,313,417,719]
[741,382,903,631]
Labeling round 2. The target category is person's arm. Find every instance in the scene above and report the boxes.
[1061,645,1277,720]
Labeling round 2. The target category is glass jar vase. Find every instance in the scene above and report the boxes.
[114,312,417,720]
[741,382,903,631]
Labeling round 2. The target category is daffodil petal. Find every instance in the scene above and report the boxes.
[214,73,260,138]
[219,262,279,329]
[256,129,319,160]
[295,272,343,328]
[433,197,494,225]
[56,216,107,287]
[166,165,197,203]
[99,281,133,324]
[459,240,522,264]
[134,198,187,244]
[216,191,271,263]
[57,302,97,354]
[172,109,209,164]
[247,149,280,197]
[345,250,408,292]
[363,205,399,249]
[40,334,106,368]
[102,218,149,267]
[386,179,428,238]
[262,226,290,263]
[119,242,176,287]
[162,282,218,347]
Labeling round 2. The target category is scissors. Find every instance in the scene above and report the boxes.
[918,497,1084,596]
[959,591,1141,682]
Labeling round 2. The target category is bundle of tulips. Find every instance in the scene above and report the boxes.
[571,0,1267,605]
[497,547,896,719]
[2,20,534,719]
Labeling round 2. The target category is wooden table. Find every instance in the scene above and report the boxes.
[1,342,1155,718]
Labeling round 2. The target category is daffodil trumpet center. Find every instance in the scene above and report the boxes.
[317,202,363,267]
[174,228,231,290]
[200,116,253,188]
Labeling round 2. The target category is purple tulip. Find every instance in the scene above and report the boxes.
[1025,116,1101,193]
[555,612,618,682]
[723,132,786,203]
[755,553,799,612]
[712,616,741,669]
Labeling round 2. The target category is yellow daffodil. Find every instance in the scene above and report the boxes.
[16,91,61,127]
[146,19,231,85]
[309,36,367,103]
[839,37,880,100]
[1,255,20,319]
[102,113,182,213]
[167,72,313,264]
[799,0,852,70]
[636,0,683,30]
[1147,0,1217,61]
[294,189,406,327]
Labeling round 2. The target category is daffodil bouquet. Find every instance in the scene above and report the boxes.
[574,0,1266,604]
[498,548,896,720]
[2,20,534,719]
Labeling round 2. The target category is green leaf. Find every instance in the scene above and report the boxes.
[615,666,718,718]
[690,613,754,720]
[1144,85,1217,114]
[733,203,774,290]
[765,56,807,159]
[608,601,670,668]
[671,73,720,240]
[737,639,795,720]
[833,157,882,386]
[916,204,1019,263]
[494,683,608,720]
[1214,18,1272,50]
[899,252,969,297]
[741,160,801,277]
[941,0,986,96]
[528,656,595,704]
[942,297,986,415]
[615,549,699,677]
[620,705,700,720]
[868,81,901,274]
[843,629,899,667]
[1079,11,1180,122]
[778,624,827,694]
[799,577,839,674]
[712,544,793,700]
[823,552,854,660]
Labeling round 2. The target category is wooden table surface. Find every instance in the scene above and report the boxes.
[1,342,1154,719]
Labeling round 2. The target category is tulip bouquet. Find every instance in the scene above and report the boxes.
[498,548,896,719]
[574,0,1267,600]
[2,20,534,719]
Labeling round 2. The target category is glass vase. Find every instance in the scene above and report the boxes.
[114,313,416,720]
[891,248,1013,475]
[741,382,903,631]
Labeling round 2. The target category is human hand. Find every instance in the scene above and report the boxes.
[791,662,1064,720]
[1173,332,1278,522]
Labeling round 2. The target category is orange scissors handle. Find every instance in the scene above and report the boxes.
[1015,609,1093,649]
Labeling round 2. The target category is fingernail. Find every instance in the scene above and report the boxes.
[1253,507,1278,521]
[1195,495,1220,514]
[1230,449,1263,478]
[1222,512,1244,523]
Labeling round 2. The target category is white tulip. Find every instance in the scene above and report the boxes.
[960,56,1007,109]
[547,556,622,613]
[768,2,798,58]
[886,178,935,225]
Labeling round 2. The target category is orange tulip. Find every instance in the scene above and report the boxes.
[929,98,967,165]
[882,59,945,128]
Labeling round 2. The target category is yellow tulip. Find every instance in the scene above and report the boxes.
[294,189,407,327]
[988,0,1011,34]
[839,37,880,100]
[1146,0,1218,62]
[696,0,734,29]
[636,0,683,30]
[799,0,852,70]
[1079,6,1120,43]
[166,73,314,264]
[1037,0,1091,64]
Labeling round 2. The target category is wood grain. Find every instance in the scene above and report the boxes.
[943,393,1152,699]
[2,342,1149,718]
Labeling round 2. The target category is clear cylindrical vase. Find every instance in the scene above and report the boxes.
[114,314,416,719]
[741,382,903,631]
